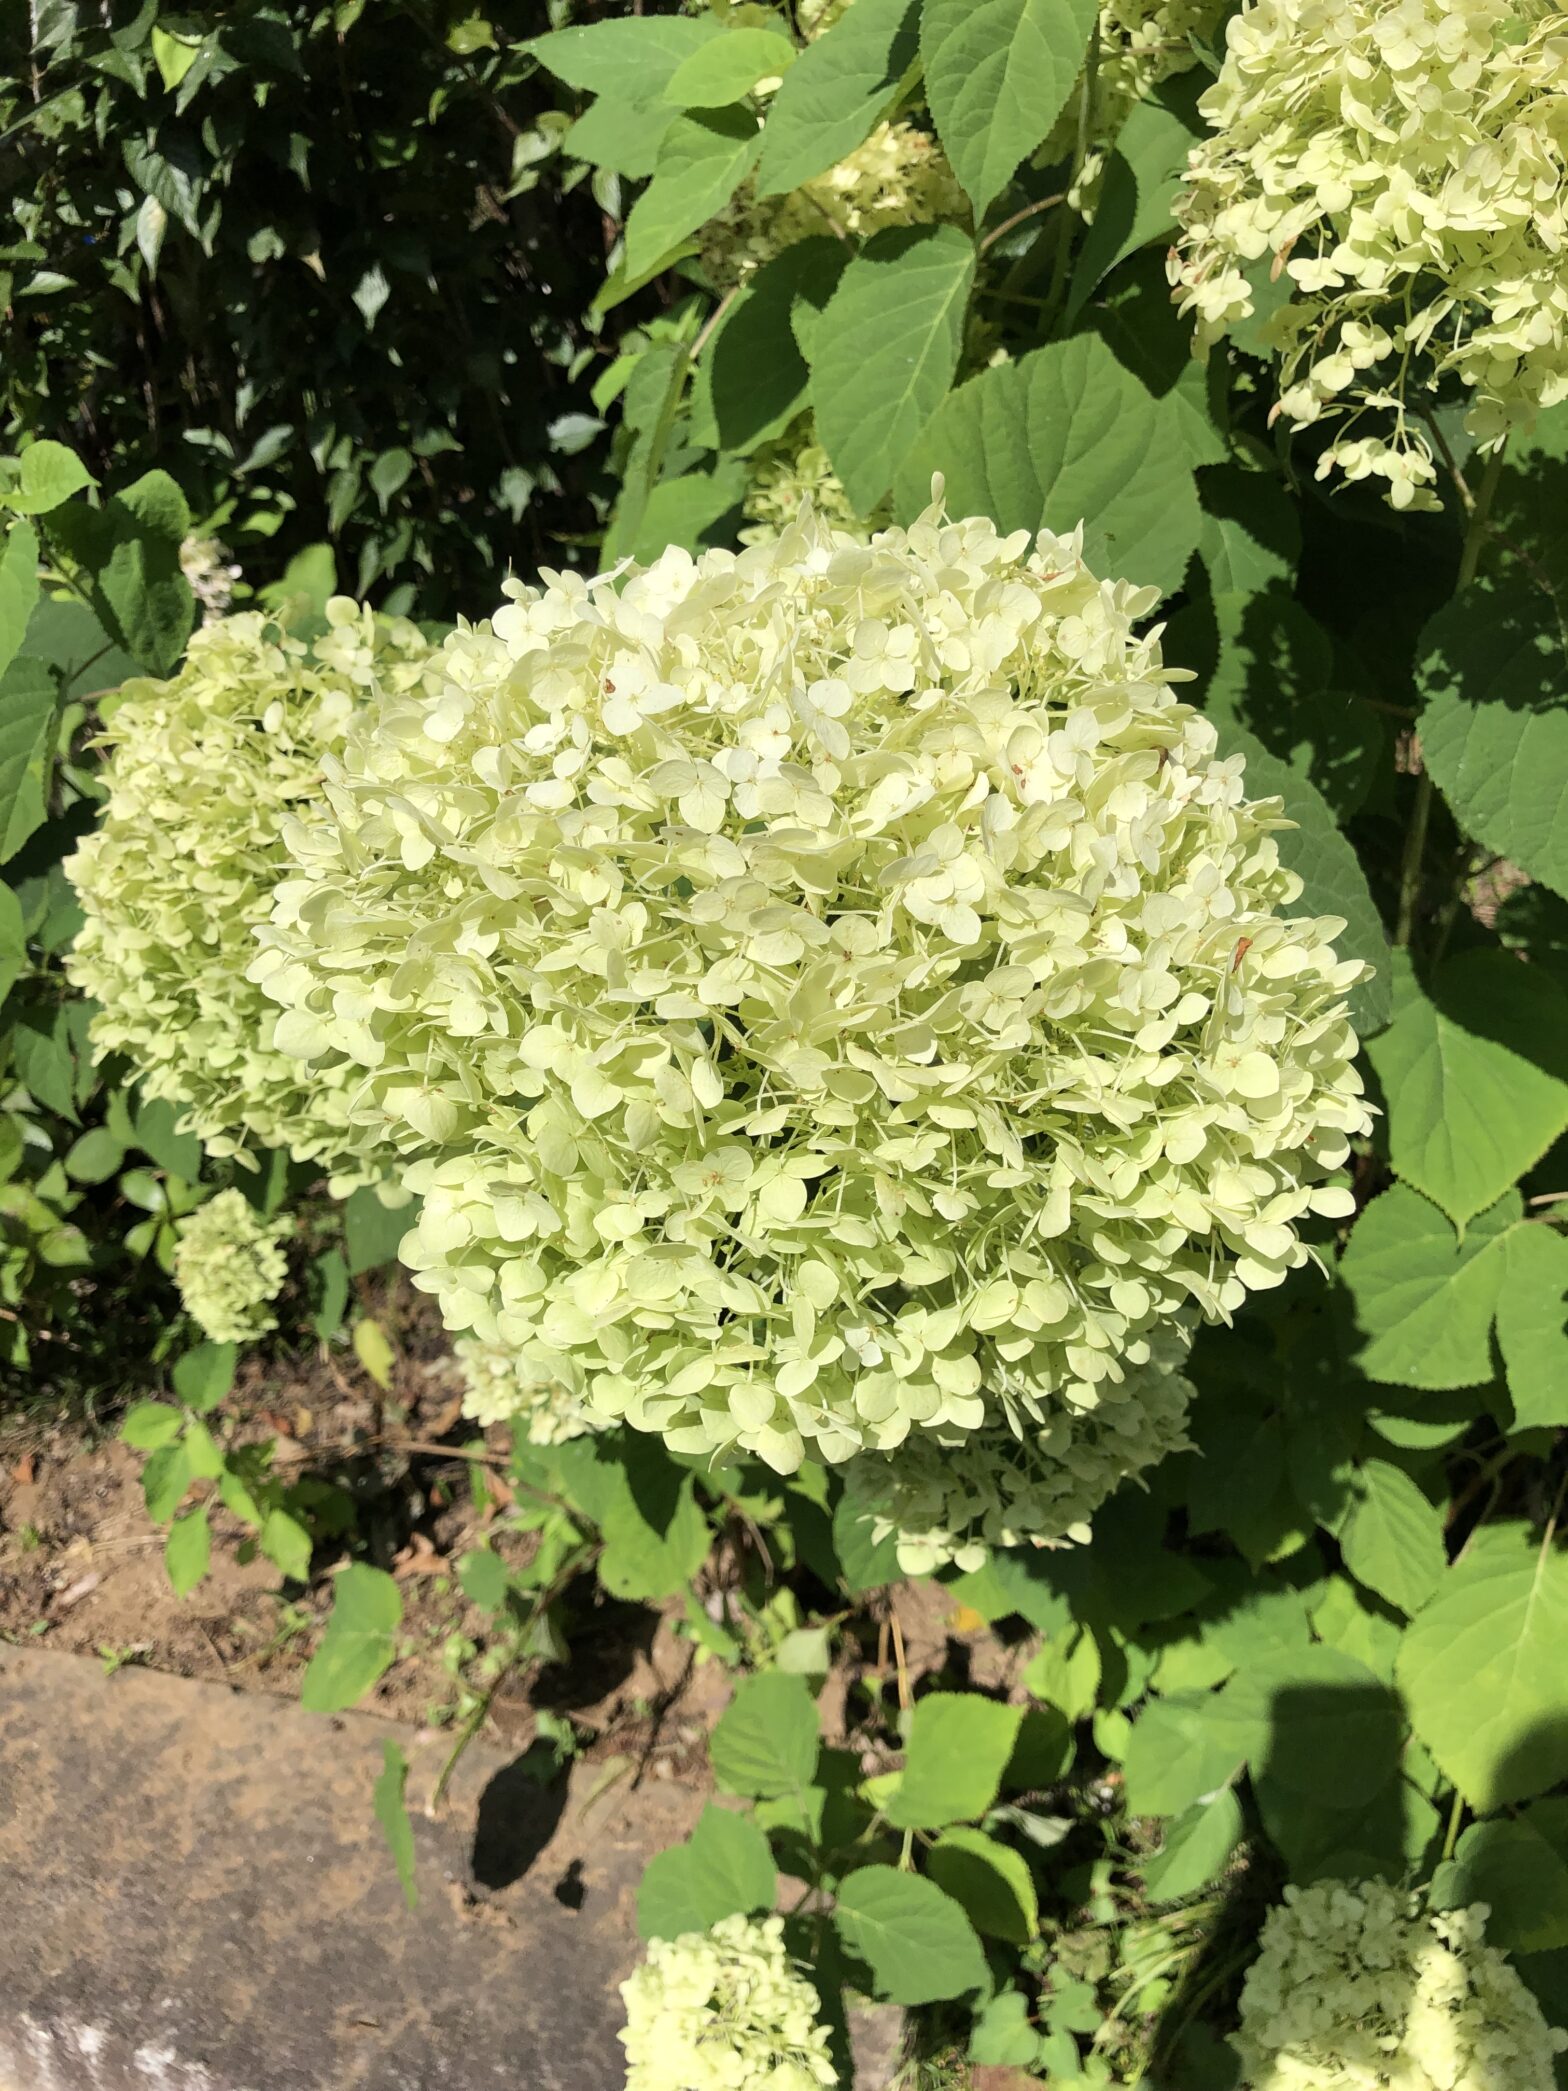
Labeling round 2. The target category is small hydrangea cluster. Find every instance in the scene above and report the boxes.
[620,1915,836,2091]
[849,1325,1195,1572]
[179,535,242,625]
[454,1336,607,1445]
[1169,0,1568,508]
[700,120,965,289]
[66,604,432,1180]
[741,417,875,544]
[1234,1881,1568,2090]
[173,1189,291,1345]
[249,497,1370,1484]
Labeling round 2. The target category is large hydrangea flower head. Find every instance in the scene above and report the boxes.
[249,495,1370,1485]
[1235,1880,1568,2089]
[1169,0,1568,508]
[619,1914,836,2091]
[66,603,433,1180]
[174,1188,291,1345]
[454,1336,608,1445]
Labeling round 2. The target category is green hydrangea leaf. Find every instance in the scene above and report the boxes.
[1,441,94,517]
[164,1505,211,1598]
[1417,577,1568,902]
[1338,1461,1447,1617]
[893,332,1201,599]
[833,1866,988,2005]
[810,223,976,514]
[1142,1788,1244,1903]
[299,1563,403,1714]
[693,238,847,457]
[621,107,762,283]
[1197,465,1301,597]
[922,0,1097,220]
[0,656,59,861]
[1397,1522,1568,1811]
[927,1825,1039,1943]
[0,520,40,683]
[1437,1801,1568,1954]
[1495,1222,1568,1429]
[638,1802,778,1941]
[1069,77,1203,315]
[526,16,720,99]
[754,0,920,198]
[1339,1185,1519,1389]
[663,27,796,108]
[885,1691,1024,1829]
[1367,949,1568,1230]
[1122,1686,1261,1818]
[709,1671,820,1800]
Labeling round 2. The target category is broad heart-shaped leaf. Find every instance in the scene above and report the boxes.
[922,0,1096,219]
[621,107,761,283]
[48,469,194,676]
[709,1671,820,1799]
[885,1691,1024,1829]
[629,462,748,564]
[893,333,1201,600]
[927,1826,1039,1943]
[754,0,919,197]
[1121,1686,1263,1818]
[1417,576,1568,902]
[833,1867,988,2005]
[663,27,796,108]
[1338,1460,1446,1617]
[0,879,24,1003]
[1224,1646,1404,1811]
[0,521,40,683]
[1437,1800,1568,1953]
[638,1803,777,1942]
[164,1506,211,1598]
[1022,1625,1100,1720]
[1367,948,1568,1229]
[1142,1788,1244,1904]
[1339,1184,1519,1389]
[1496,1221,1568,1429]
[1397,1521,1568,1811]
[1197,465,1300,597]
[693,239,848,457]
[1,441,93,517]
[810,223,975,516]
[1208,591,1380,820]
[299,1564,403,1714]
[526,16,720,98]
[0,656,59,862]
[1069,77,1203,316]
[561,95,675,181]
[1217,727,1390,1035]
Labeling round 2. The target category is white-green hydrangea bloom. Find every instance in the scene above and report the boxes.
[66,604,433,1180]
[1235,1881,1568,2090]
[619,1914,836,2091]
[249,497,1370,1481]
[741,418,878,546]
[173,1188,291,1345]
[700,119,965,289]
[1170,0,1568,508]
[454,1335,607,1445]
[848,1324,1195,1572]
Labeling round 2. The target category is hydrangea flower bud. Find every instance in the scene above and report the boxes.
[173,1188,290,1345]
[1170,0,1568,507]
[250,495,1371,1485]
[619,1915,836,2091]
[1235,1881,1568,2090]
[67,605,433,1182]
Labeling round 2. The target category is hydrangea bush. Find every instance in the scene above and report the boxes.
[1234,1881,1568,2090]
[619,1915,836,2091]
[249,500,1369,1496]
[173,1189,291,1346]
[66,604,433,1181]
[1170,0,1568,506]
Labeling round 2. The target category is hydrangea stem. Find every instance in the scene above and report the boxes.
[1394,442,1508,950]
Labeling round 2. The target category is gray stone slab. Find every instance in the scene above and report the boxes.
[0,1645,702,2091]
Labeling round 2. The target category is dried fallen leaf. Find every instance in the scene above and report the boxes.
[392,1532,447,1579]
[11,1452,36,1487]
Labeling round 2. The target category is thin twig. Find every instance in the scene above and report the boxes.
[978,193,1065,256]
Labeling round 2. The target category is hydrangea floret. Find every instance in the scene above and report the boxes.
[1169,0,1568,508]
[249,495,1371,1490]
[454,1336,607,1445]
[741,418,877,545]
[1235,1880,1568,2090]
[66,603,432,1181]
[619,1914,836,2091]
[173,1188,291,1345]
